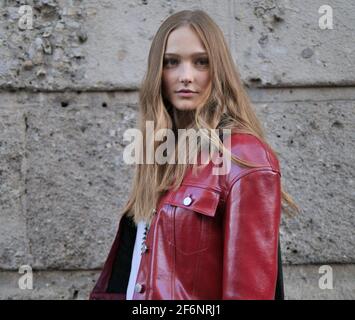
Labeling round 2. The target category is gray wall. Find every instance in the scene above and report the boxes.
[0,0,354,299]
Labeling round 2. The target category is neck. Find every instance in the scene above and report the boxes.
[172,108,195,130]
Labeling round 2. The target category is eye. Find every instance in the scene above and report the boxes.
[196,58,209,66]
[163,58,179,67]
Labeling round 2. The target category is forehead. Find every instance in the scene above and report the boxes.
[164,25,207,56]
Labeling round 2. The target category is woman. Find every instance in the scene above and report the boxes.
[89,9,298,300]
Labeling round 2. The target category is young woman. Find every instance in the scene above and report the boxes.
[89,9,298,300]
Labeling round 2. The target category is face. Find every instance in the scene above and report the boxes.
[162,25,211,112]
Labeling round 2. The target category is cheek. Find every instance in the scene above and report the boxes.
[200,73,210,89]
[162,72,173,92]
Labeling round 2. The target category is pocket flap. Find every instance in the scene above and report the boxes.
[164,184,220,217]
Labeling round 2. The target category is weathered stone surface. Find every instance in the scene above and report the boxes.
[0,264,354,299]
[1,88,353,270]
[25,91,139,269]
[252,88,355,264]
[233,0,355,86]
[283,264,355,300]
[0,269,97,300]
[1,91,139,269]
[0,0,354,300]
[0,98,31,269]
[1,1,353,90]
[0,0,231,90]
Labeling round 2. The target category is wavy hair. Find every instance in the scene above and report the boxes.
[122,10,299,225]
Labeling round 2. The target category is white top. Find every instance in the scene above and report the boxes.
[126,220,147,300]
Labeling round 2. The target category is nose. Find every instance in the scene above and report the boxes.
[178,62,194,83]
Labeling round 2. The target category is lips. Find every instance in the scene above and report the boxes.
[176,91,197,97]
[176,89,196,93]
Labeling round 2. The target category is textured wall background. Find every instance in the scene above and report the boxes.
[0,0,354,299]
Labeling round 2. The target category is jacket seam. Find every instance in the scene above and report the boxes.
[234,133,276,171]
[181,182,222,193]
[252,135,274,169]
[225,167,280,203]
[147,209,160,298]
[171,205,176,300]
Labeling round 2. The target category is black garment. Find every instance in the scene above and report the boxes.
[107,214,137,293]
[275,238,285,300]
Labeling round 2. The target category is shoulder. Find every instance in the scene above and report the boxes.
[180,132,280,195]
[229,133,280,171]
[222,132,281,184]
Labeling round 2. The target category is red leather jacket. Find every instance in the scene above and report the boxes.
[89,133,282,300]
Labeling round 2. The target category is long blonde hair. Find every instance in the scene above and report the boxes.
[122,10,299,225]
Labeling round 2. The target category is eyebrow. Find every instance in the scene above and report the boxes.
[164,52,208,57]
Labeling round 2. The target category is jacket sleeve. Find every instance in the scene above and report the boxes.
[222,169,282,299]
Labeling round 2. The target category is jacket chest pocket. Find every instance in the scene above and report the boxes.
[163,185,220,255]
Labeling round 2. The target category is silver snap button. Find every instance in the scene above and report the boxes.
[183,196,192,206]
[134,283,144,293]
[141,243,148,254]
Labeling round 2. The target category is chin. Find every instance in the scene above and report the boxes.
[173,102,198,111]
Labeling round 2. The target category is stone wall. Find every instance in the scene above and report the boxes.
[0,0,354,299]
